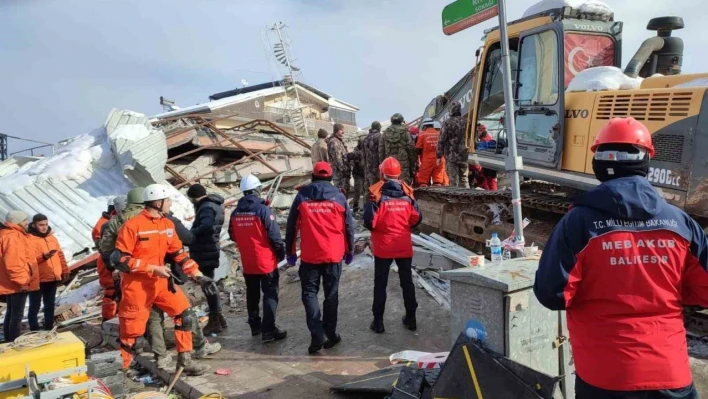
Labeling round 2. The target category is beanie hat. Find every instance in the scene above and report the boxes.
[6,210,28,225]
[186,184,207,199]
[592,143,650,182]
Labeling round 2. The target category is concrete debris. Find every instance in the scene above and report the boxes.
[412,233,483,269]
[87,351,125,398]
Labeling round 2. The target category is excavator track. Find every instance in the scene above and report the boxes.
[414,184,573,252]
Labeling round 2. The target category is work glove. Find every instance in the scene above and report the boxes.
[286,254,298,267]
[61,272,71,284]
[195,275,218,297]
[344,253,354,265]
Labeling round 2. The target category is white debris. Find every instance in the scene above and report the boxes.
[56,279,102,306]
[523,0,613,18]
[567,66,643,92]
[675,78,708,89]
[109,124,151,142]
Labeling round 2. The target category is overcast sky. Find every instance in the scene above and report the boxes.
[1,0,705,154]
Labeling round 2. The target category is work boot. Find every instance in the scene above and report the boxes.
[402,314,417,331]
[218,313,228,330]
[177,352,210,376]
[194,340,222,359]
[122,370,145,391]
[308,335,327,355]
[323,333,341,349]
[202,314,223,335]
[262,326,287,343]
[155,353,173,370]
[370,319,385,334]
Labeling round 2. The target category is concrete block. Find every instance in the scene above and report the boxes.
[102,318,120,337]
[413,247,455,271]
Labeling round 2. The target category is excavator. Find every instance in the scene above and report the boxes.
[416,4,708,254]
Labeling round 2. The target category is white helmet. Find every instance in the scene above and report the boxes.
[240,175,262,192]
[142,184,170,203]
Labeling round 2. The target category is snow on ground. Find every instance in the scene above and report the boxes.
[523,0,613,18]
[567,66,642,92]
[676,78,708,88]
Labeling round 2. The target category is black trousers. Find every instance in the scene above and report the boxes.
[200,267,222,315]
[372,257,418,320]
[576,376,697,399]
[244,269,280,333]
[28,281,58,331]
[299,262,341,341]
[3,292,28,342]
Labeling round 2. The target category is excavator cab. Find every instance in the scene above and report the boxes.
[470,6,622,168]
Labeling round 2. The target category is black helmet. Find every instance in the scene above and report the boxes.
[371,121,382,130]
[391,113,404,124]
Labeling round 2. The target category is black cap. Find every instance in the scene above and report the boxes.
[186,184,207,199]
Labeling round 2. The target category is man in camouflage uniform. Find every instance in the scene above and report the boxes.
[379,114,417,184]
[436,102,469,188]
[327,123,351,194]
[347,136,366,212]
[363,121,382,190]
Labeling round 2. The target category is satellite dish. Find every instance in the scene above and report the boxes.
[241,79,249,87]
[254,100,260,109]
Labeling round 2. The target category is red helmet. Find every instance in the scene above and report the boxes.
[409,126,419,136]
[591,117,655,158]
[379,157,401,178]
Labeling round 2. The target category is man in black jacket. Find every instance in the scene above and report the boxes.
[187,184,226,335]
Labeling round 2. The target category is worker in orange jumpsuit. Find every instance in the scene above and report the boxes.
[113,184,216,376]
[93,196,125,322]
[416,118,447,187]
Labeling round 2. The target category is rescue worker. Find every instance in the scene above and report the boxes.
[534,117,706,399]
[186,184,226,335]
[147,210,221,369]
[94,196,126,322]
[312,128,329,164]
[328,123,351,195]
[469,159,498,191]
[364,157,421,333]
[408,126,419,146]
[416,118,447,187]
[347,136,366,213]
[477,123,492,143]
[27,214,69,331]
[436,102,469,188]
[363,121,383,190]
[113,184,217,376]
[285,162,355,354]
[379,114,416,184]
[0,211,38,342]
[229,175,287,342]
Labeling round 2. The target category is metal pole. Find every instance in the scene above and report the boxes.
[497,0,525,245]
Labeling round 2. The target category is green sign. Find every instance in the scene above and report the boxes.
[442,0,499,36]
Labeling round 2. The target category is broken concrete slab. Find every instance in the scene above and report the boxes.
[413,247,456,271]
[212,157,312,184]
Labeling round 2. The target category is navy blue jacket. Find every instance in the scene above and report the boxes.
[285,180,355,264]
[534,176,708,390]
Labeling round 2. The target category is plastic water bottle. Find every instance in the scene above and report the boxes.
[490,233,503,267]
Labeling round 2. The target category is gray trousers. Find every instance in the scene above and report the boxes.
[146,305,205,357]
[446,162,470,188]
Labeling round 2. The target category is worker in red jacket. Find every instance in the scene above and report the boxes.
[229,174,287,343]
[364,157,422,334]
[285,162,355,354]
[534,118,706,398]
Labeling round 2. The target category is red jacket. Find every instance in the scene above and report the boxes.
[363,180,422,258]
[285,181,355,264]
[534,177,708,391]
[229,194,285,274]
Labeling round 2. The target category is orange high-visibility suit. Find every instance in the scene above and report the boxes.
[114,210,201,368]
[92,215,117,320]
[416,127,448,186]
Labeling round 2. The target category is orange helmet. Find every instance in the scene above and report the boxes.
[379,157,401,179]
[591,117,655,158]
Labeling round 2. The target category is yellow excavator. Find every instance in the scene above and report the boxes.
[416,5,708,252]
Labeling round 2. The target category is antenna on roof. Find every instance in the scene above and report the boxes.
[241,79,249,88]
[160,96,180,112]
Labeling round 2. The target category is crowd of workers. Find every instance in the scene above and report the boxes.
[2,110,706,398]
